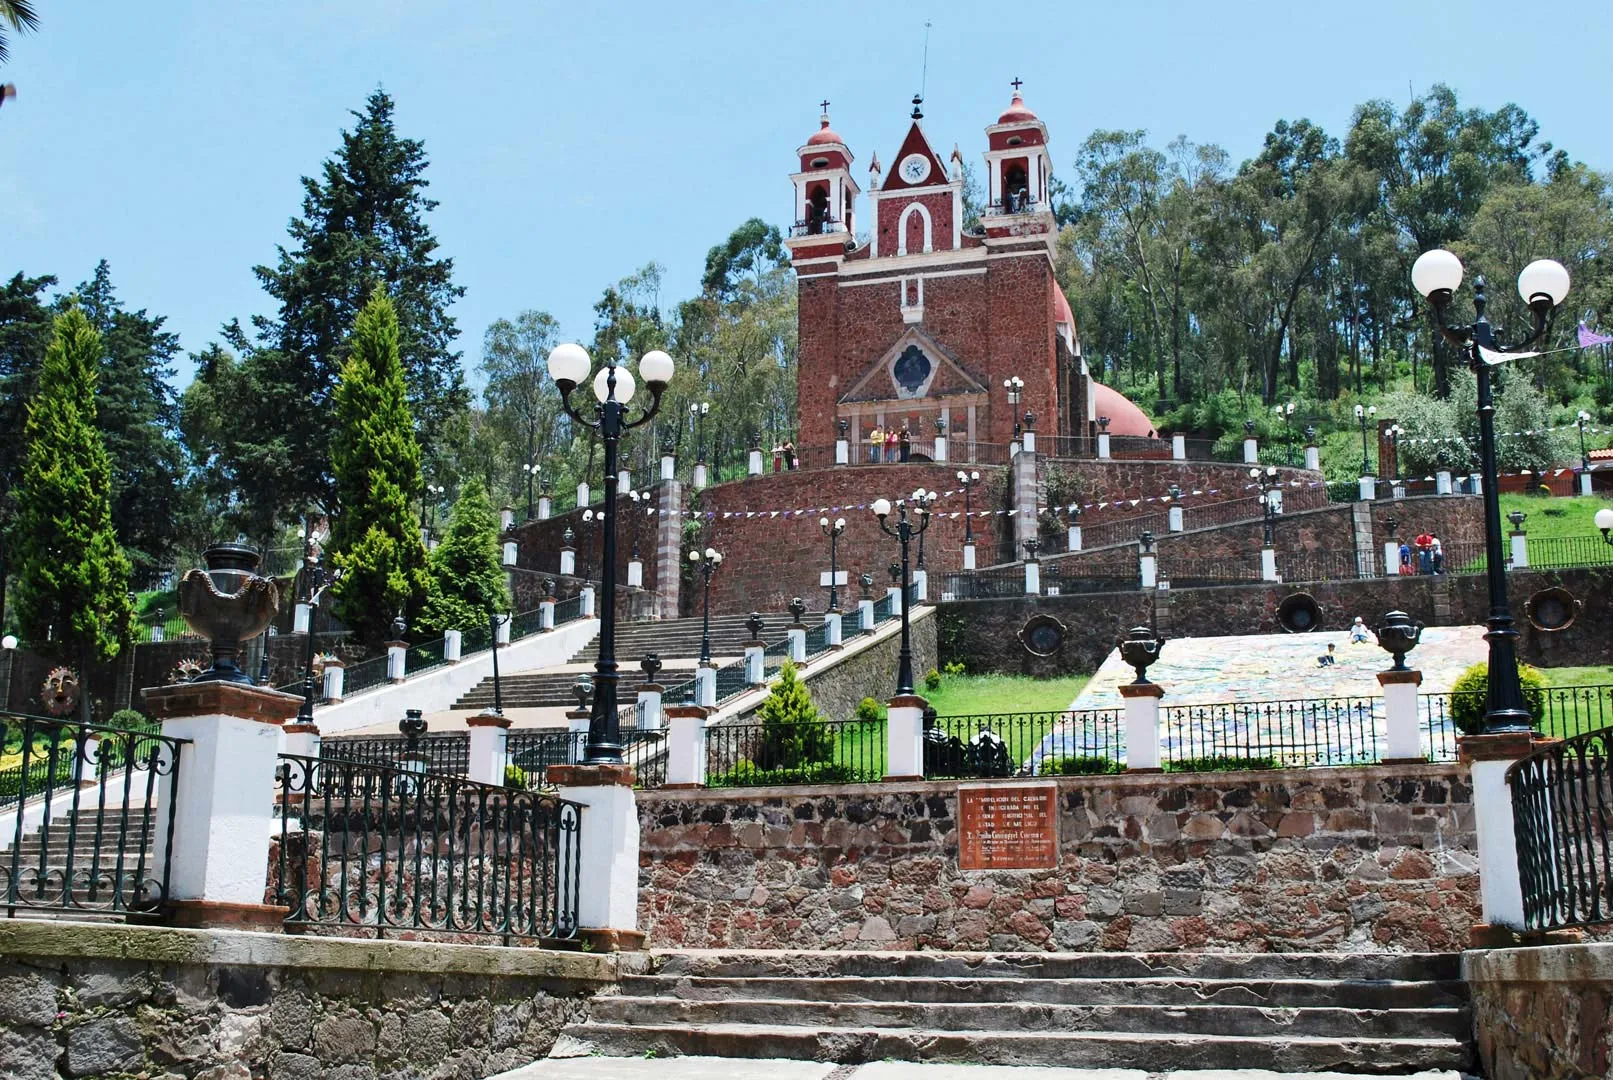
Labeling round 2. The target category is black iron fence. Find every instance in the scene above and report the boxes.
[1155,556,1261,588]
[1509,726,1613,931]
[340,654,391,697]
[1420,685,1613,742]
[505,728,667,790]
[274,754,581,941]
[924,710,1122,779]
[1159,697,1382,769]
[705,718,886,786]
[1527,535,1613,570]
[1,711,185,916]
[132,610,198,643]
[941,566,1024,600]
[1042,558,1140,595]
[1275,549,1372,583]
[320,733,469,775]
[405,638,450,677]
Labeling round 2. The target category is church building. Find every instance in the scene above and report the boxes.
[786,84,1153,458]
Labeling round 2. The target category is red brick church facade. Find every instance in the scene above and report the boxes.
[786,86,1106,456]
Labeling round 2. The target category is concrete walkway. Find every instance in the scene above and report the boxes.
[494,1058,1472,1080]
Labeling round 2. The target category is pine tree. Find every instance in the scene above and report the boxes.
[12,306,133,720]
[329,289,430,643]
[755,661,832,769]
[419,478,511,634]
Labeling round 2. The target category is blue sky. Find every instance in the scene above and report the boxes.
[3,0,1610,391]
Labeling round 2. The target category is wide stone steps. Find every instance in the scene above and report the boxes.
[554,951,1473,1073]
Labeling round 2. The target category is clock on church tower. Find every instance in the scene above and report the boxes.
[898,153,931,185]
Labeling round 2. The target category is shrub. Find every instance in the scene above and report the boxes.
[924,668,941,691]
[1045,755,1124,776]
[504,764,528,789]
[855,696,885,722]
[709,760,855,788]
[1449,661,1548,736]
[942,661,967,677]
[108,709,152,732]
[1164,755,1278,773]
[755,662,832,768]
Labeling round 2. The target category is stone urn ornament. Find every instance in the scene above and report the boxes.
[1376,610,1423,671]
[640,653,663,682]
[745,611,765,640]
[788,596,807,624]
[1118,626,1166,684]
[573,675,594,711]
[176,543,279,684]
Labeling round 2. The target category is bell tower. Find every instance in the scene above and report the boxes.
[980,80,1055,249]
[786,104,859,264]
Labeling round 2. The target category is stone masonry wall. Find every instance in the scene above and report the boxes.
[0,921,616,1080]
[1465,942,1613,1080]
[638,763,1478,953]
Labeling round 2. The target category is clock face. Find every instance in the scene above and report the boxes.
[899,153,931,184]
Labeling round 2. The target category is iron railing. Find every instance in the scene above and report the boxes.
[509,607,546,639]
[872,593,895,620]
[1155,557,1261,588]
[1042,558,1140,596]
[941,567,1024,600]
[705,718,886,786]
[320,733,470,776]
[1275,549,1373,583]
[803,622,833,660]
[1159,697,1382,769]
[405,638,450,677]
[1,711,185,916]
[274,754,581,941]
[132,610,198,643]
[712,658,753,703]
[761,636,793,675]
[1421,685,1613,742]
[340,654,391,697]
[1527,535,1613,570]
[553,595,585,624]
[504,728,667,789]
[924,709,1122,779]
[1509,726,1613,931]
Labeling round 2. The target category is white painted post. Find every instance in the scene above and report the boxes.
[617,469,632,492]
[494,615,512,647]
[502,541,517,567]
[1392,482,1407,500]
[293,603,311,634]
[322,660,344,703]
[1066,527,1082,552]
[443,630,462,663]
[835,439,849,466]
[387,640,408,683]
[695,664,716,708]
[1119,683,1163,771]
[146,682,302,924]
[627,559,644,588]
[1168,506,1183,532]
[636,683,664,731]
[744,644,765,686]
[660,454,675,482]
[1022,430,1036,454]
[281,721,320,761]
[824,611,843,649]
[1024,560,1040,595]
[1305,444,1320,472]
[1009,438,1021,459]
[1139,550,1157,589]
[150,625,165,643]
[576,481,590,507]
[748,447,763,475]
[1261,547,1279,582]
[499,506,515,531]
[546,762,642,945]
[1471,471,1484,495]
[537,495,552,520]
[693,463,708,490]
[1510,530,1529,569]
[885,695,926,779]
[559,547,576,576]
[1359,475,1377,501]
[787,625,807,663]
[911,569,928,604]
[466,713,510,786]
[1243,437,1259,464]
[566,710,591,758]
[580,586,596,618]
[858,599,875,632]
[1380,670,1424,762]
[934,434,948,462]
[1460,732,1534,933]
[1580,470,1593,496]
[663,700,709,788]
[1172,433,1186,461]
[539,600,555,630]
[1384,540,1401,577]
[1436,470,1453,495]
[963,542,977,569]
[1096,432,1111,460]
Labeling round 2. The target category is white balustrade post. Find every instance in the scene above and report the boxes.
[823,611,843,649]
[962,541,977,570]
[787,624,807,663]
[1436,470,1453,495]
[539,599,555,630]
[1358,475,1377,501]
[1510,529,1528,569]
[835,439,849,466]
[627,559,644,588]
[1243,437,1259,464]
[885,694,927,780]
[663,700,709,788]
[1380,669,1424,762]
[387,639,408,683]
[744,643,765,686]
[146,682,302,927]
[443,630,462,663]
[1172,433,1186,461]
[1168,506,1183,532]
[537,495,552,520]
[1580,470,1593,496]
[1261,547,1279,582]
[1460,732,1534,935]
[911,570,928,604]
[695,664,716,708]
[580,586,596,618]
[933,434,948,462]
[1066,527,1082,552]
[502,541,518,567]
[858,599,875,633]
[293,603,311,634]
[1383,540,1401,577]
[546,760,644,949]
[1392,481,1407,500]
[748,447,763,476]
[1139,550,1157,589]
[1471,471,1484,494]
[1022,430,1036,454]
[1096,432,1111,460]
[660,454,675,482]
[693,463,708,490]
[1023,560,1040,595]
[576,481,590,507]
[499,506,515,531]
[617,469,632,492]
[1119,683,1163,772]
[322,660,344,703]
[636,682,664,732]
[559,546,576,577]
[281,721,320,761]
[467,712,510,786]
[1304,444,1320,472]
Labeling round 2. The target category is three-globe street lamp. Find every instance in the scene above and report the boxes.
[1003,376,1025,440]
[820,517,846,611]
[1411,247,1571,733]
[1577,410,1593,471]
[1354,404,1377,477]
[1386,425,1404,485]
[956,470,980,545]
[627,489,650,561]
[420,483,445,537]
[689,547,724,664]
[522,460,542,520]
[1273,402,1296,465]
[1250,465,1280,546]
[913,489,938,569]
[872,493,932,696]
[546,342,676,765]
[689,402,710,464]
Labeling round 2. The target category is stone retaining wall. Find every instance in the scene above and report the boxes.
[638,763,1479,953]
[0,921,617,1080]
[1465,942,1613,1080]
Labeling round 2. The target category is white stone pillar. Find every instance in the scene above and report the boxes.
[1510,531,1529,569]
[151,624,165,643]
[1139,551,1157,589]
[1066,527,1081,552]
[627,559,644,588]
[147,682,301,924]
[1392,482,1407,500]
[546,762,642,946]
[616,469,631,493]
[443,630,462,663]
[500,506,516,531]
[467,712,510,786]
[494,615,512,647]
[387,640,408,683]
[1359,476,1377,501]
[663,701,709,788]
[1009,439,1021,459]
[322,660,344,703]
[576,481,590,507]
[1383,540,1400,577]
[537,495,552,520]
[695,664,716,708]
[1024,561,1040,595]
[693,463,708,490]
[1172,433,1186,461]
[580,586,596,618]
[1096,432,1111,460]
[1168,506,1183,532]
[963,542,977,570]
[1436,470,1453,495]
[636,683,664,731]
[539,600,555,630]
[660,454,675,481]
[934,435,948,462]
[1120,683,1163,772]
[835,439,849,466]
[824,611,844,649]
[787,625,807,663]
[748,448,763,476]
[559,547,576,576]
[1471,472,1484,495]
[1305,444,1320,472]
[566,710,591,756]
[911,569,928,604]
[858,599,875,632]
[1022,430,1037,454]
[744,644,765,686]
[1379,670,1424,762]
[1460,732,1533,933]
[293,603,311,634]
[1261,547,1279,582]
[1579,470,1593,496]
[1243,437,1259,464]
[503,541,517,567]
[281,721,320,761]
[885,694,926,779]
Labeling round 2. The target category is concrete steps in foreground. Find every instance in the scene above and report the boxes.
[552,950,1474,1074]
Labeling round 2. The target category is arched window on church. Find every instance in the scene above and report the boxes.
[806,186,831,235]
[1003,163,1029,213]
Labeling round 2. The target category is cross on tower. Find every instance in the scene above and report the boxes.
[1011,77,1023,92]
[819,99,830,113]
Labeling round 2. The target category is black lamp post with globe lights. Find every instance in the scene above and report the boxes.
[1355,404,1377,477]
[545,342,676,765]
[1596,507,1613,545]
[956,470,980,546]
[1411,248,1571,733]
[1003,376,1024,442]
[689,547,723,665]
[689,401,710,464]
[1576,410,1593,472]
[872,493,931,696]
[819,516,846,611]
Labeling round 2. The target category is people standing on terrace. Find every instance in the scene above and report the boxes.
[868,426,884,463]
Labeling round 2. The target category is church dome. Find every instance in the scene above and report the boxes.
[1092,382,1156,438]
[807,116,845,146]
[998,90,1038,125]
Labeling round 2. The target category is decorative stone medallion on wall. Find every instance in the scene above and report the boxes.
[1524,586,1582,632]
[1277,592,1322,633]
[892,344,934,397]
[1018,613,1067,657]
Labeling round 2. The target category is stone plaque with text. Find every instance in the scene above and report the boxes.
[957,782,1059,871]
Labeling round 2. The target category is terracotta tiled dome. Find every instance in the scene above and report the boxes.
[1092,382,1156,438]
[998,90,1037,125]
[807,116,844,146]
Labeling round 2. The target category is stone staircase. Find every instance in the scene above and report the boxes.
[554,951,1474,1074]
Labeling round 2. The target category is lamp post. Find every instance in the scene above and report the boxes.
[1596,507,1613,544]
[1577,410,1593,471]
[295,536,341,724]
[420,482,445,537]
[1411,248,1571,732]
[1,633,17,712]
[820,516,846,611]
[1354,404,1377,476]
[689,547,723,664]
[1386,425,1403,485]
[956,470,979,545]
[522,460,541,520]
[912,488,938,569]
[1003,376,1024,440]
[690,401,710,464]
[872,494,931,695]
[546,342,676,765]
[1274,402,1296,465]
[1249,465,1280,546]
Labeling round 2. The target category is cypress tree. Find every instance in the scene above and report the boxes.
[755,661,832,769]
[12,306,133,720]
[329,288,430,643]
[419,478,511,635]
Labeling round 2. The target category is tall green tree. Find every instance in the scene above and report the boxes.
[480,309,565,508]
[0,272,56,542]
[328,289,430,643]
[12,307,133,721]
[419,478,510,634]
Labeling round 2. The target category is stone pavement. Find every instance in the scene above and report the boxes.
[494,1058,1473,1080]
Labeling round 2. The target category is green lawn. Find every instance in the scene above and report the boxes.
[1540,665,1613,689]
[919,673,1091,717]
[1499,493,1613,540]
